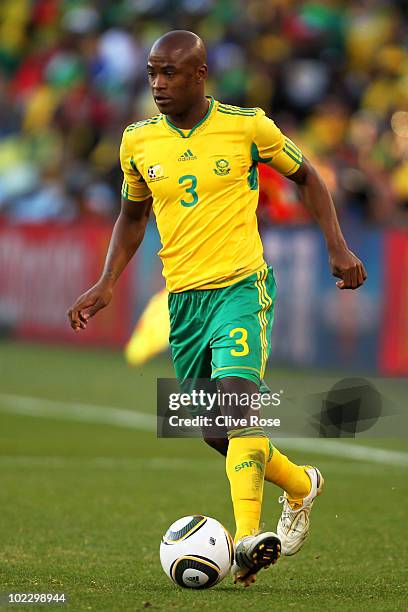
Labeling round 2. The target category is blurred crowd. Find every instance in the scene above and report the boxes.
[1,0,408,225]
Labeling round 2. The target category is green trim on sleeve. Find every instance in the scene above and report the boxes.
[218,103,257,115]
[283,146,302,165]
[283,137,303,164]
[284,137,303,156]
[283,161,302,176]
[218,108,257,117]
[125,116,162,132]
[121,179,150,202]
[121,192,150,203]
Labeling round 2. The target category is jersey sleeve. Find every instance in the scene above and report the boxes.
[119,129,152,202]
[252,110,303,176]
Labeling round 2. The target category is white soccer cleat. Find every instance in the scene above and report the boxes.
[277,466,324,556]
[231,531,281,587]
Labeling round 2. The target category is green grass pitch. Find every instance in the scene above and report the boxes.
[0,341,407,611]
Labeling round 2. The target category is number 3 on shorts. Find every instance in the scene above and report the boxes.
[229,327,249,356]
[179,175,198,207]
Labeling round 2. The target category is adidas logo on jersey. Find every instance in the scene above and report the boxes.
[178,149,197,161]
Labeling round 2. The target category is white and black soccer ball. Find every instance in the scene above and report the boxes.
[160,515,234,589]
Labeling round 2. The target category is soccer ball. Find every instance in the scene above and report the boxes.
[160,515,234,589]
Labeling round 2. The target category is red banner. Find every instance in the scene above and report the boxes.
[380,230,408,374]
[0,221,132,346]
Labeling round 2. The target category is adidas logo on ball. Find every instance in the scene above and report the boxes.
[186,575,200,583]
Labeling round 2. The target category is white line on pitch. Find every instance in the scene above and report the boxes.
[0,392,155,430]
[0,455,401,474]
[281,438,408,467]
[0,455,208,470]
[0,392,407,467]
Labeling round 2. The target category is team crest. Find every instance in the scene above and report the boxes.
[214,159,230,176]
[147,164,165,181]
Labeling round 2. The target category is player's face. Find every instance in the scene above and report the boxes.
[147,50,201,115]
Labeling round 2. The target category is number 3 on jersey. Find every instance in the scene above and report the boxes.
[230,327,250,356]
[179,175,198,207]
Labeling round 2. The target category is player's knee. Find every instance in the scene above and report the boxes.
[203,436,228,457]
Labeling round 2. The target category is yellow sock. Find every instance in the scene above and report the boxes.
[226,430,269,543]
[264,443,311,503]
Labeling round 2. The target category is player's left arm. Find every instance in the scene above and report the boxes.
[288,158,367,290]
[252,110,367,290]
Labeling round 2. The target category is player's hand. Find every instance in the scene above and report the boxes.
[67,281,113,332]
[329,246,367,290]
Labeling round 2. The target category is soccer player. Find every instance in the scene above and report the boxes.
[68,31,367,586]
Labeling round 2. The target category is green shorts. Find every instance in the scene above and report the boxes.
[168,266,276,388]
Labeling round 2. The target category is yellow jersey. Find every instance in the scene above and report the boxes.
[120,97,303,292]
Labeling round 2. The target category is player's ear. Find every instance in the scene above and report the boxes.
[196,64,208,83]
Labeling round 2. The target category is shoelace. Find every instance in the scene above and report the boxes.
[278,495,308,532]
[278,496,294,528]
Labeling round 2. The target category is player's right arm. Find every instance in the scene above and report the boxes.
[68,128,152,332]
[68,196,152,331]
[252,110,367,290]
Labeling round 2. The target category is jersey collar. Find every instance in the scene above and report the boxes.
[164,96,215,138]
